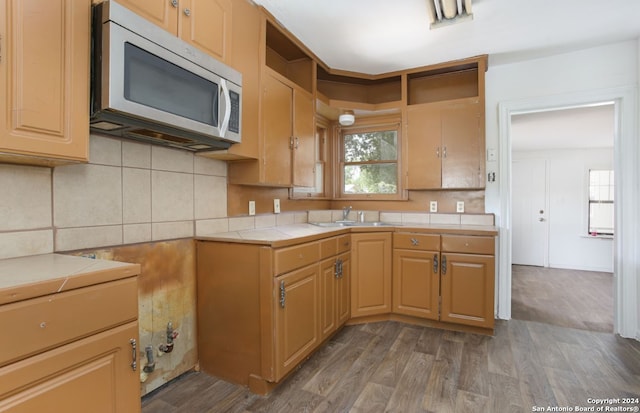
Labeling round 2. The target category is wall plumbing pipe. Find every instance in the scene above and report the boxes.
[143,345,155,373]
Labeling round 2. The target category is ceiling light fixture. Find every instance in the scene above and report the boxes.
[427,0,473,29]
[338,110,355,126]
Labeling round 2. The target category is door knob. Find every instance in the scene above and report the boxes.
[539,217,545,222]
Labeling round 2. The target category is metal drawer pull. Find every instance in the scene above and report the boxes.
[441,255,447,275]
[183,8,191,16]
[433,254,439,273]
[279,281,286,308]
[171,0,178,7]
[130,339,137,371]
[410,238,419,246]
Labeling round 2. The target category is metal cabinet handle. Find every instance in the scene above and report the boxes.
[436,147,440,158]
[171,0,178,7]
[295,137,299,149]
[279,281,286,308]
[441,255,447,275]
[410,238,419,246]
[442,146,447,158]
[335,258,344,278]
[433,254,439,273]
[183,8,191,16]
[130,339,137,371]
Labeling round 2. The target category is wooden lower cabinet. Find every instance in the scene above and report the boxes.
[391,232,495,330]
[350,232,392,318]
[0,272,140,413]
[0,322,140,413]
[196,234,350,394]
[393,249,440,320]
[274,264,319,381]
[440,253,494,328]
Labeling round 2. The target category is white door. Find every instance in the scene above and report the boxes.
[512,159,548,266]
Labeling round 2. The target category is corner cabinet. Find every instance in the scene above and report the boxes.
[0,267,140,412]
[0,0,90,165]
[116,0,232,64]
[350,232,392,318]
[196,234,350,394]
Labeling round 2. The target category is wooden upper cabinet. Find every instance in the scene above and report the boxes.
[228,18,316,186]
[117,0,232,63]
[179,0,232,63]
[405,57,486,190]
[407,100,483,189]
[262,73,293,186]
[114,0,178,33]
[0,0,90,165]
[292,88,315,187]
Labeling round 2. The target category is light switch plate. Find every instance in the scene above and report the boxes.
[456,201,465,213]
[429,201,438,213]
[273,199,281,214]
[249,201,256,216]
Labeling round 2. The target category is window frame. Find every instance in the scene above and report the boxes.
[587,168,614,236]
[337,118,405,200]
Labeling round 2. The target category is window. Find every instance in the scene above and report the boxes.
[588,169,614,235]
[340,126,401,198]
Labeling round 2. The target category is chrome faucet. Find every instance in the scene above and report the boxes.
[342,206,352,221]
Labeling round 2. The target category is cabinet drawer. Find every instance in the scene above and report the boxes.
[320,238,337,260]
[0,277,138,368]
[274,242,320,275]
[394,233,440,251]
[336,235,351,254]
[441,235,494,255]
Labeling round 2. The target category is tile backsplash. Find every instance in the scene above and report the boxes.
[0,135,230,259]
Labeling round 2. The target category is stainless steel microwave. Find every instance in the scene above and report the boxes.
[91,0,242,152]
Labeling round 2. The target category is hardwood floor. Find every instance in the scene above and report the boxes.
[141,320,640,413]
[511,265,614,333]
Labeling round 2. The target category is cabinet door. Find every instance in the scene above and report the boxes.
[406,105,441,189]
[292,89,315,187]
[274,264,319,381]
[336,252,351,327]
[441,101,483,189]
[319,257,337,340]
[180,0,232,63]
[351,232,392,318]
[0,322,140,413]
[393,249,440,320]
[116,0,178,34]
[440,253,494,328]
[0,0,89,162]
[262,74,293,186]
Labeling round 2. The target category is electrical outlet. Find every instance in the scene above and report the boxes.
[273,198,281,214]
[429,201,438,213]
[249,200,256,216]
[456,201,465,213]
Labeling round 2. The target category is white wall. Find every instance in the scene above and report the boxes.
[485,40,638,217]
[513,149,614,272]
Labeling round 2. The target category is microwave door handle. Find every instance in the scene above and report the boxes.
[218,79,231,137]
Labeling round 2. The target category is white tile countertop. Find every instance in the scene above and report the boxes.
[0,254,140,305]
[196,222,498,248]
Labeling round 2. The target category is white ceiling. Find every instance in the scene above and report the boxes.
[252,0,640,75]
[510,104,615,152]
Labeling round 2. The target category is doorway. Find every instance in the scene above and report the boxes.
[496,86,639,338]
[508,104,615,332]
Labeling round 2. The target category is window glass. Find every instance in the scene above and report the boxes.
[588,169,614,235]
[342,129,399,196]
